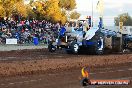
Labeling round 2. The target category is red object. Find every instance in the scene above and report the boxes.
[20,21,24,25]
[22,29,25,32]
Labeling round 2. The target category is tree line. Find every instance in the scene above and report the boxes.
[114,13,132,26]
[0,0,80,24]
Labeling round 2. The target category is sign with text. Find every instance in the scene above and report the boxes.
[6,39,17,44]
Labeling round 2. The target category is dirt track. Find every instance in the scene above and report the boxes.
[0,49,131,88]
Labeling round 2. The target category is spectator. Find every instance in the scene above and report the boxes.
[0,18,61,45]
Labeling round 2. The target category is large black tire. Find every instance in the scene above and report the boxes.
[70,41,79,54]
[48,43,56,52]
[66,49,72,54]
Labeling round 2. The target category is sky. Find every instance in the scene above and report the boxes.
[76,0,132,26]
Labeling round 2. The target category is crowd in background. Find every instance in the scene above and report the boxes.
[0,18,61,45]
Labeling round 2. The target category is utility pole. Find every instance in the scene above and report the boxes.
[92,0,93,27]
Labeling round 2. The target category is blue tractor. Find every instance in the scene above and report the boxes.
[48,23,106,54]
[48,19,132,54]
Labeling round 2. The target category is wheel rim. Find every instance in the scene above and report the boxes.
[98,38,104,51]
[74,44,79,52]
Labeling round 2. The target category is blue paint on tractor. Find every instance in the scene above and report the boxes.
[86,41,95,45]
[98,40,102,48]
[59,27,66,36]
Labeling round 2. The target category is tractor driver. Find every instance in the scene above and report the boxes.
[83,21,90,32]
[82,21,90,45]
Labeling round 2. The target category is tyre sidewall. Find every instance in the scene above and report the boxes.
[48,43,56,52]
[96,37,104,55]
[71,41,79,54]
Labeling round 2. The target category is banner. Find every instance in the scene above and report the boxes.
[6,39,17,44]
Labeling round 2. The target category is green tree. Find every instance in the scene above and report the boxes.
[114,13,132,26]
